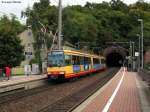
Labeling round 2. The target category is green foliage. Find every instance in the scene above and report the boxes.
[0,16,24,68]
[29,58,38,65]
[63,7,98,44]
[22,0,56,72]
[22,0,56,51]
[144,61,150,70]
[24,0,150,52]
[110,0,128,11]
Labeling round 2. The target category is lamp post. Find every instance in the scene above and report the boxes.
[138,19,144,69]
[136,34,141,71]
[129,41,133,70]
[130,41,135,71]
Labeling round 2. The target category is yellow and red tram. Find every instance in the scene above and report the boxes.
[47,50,106,80]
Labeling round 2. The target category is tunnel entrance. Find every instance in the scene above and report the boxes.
[106,52,124,67]
[104,46,127,68]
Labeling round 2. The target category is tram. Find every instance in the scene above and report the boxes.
[47,50,106,80]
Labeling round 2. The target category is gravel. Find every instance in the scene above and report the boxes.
[0,68,118,112]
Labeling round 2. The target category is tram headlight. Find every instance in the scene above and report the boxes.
[59,72,65,74]
[48,72,52,75]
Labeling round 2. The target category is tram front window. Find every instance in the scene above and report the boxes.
[48,51,64,67]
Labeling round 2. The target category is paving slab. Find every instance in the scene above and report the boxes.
[0,75,47,87]
[0,74,47,93]
[73,68,143,112]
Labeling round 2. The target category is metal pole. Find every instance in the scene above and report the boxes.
[141,20,144,69]
[138,19,144,69]
[58,0,62,50]
[130,41,132,70]
[133,42,135,57]
[138,35,141,71]
[132,42,135,71]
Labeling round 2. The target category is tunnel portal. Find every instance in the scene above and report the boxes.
[104,46,127,67]
[106,52,124,67]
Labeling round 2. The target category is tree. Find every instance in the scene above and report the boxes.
[24,0,150,54]
[63,7,98,46]
[23,0,58,49]
[110,0,128,11]
[23,0,58,72]
[0,16,24,68]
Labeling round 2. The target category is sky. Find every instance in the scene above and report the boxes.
[0,0,149,24]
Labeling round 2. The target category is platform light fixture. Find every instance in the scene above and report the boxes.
[138,19,144,69]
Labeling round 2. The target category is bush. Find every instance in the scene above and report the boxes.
[144,62,150,70]
[29,58,38,65]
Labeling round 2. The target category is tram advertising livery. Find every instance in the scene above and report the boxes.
[47,50,106,80]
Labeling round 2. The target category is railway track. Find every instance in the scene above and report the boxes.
[0,68,119,112]
[39,68,118,112]
[0,83,55,105]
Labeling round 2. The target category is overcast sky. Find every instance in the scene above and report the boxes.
[0,0,149,23]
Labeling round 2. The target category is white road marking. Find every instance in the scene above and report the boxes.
[102,67,125,112]
[72,68,123,112]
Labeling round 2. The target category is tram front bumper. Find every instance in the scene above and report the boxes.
[47,72,65,79]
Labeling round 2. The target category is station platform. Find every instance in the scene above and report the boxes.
[0,74,47,93]
[73,67,150,112]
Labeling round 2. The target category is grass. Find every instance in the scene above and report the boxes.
[11,67,25,76]
[11,74,24,76]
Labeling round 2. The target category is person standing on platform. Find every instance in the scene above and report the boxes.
[24,65,28,76]
[27,65,31,76]
[5,66,11,80]
[24,65,31,76]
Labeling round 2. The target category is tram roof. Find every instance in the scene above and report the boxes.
[49,49,104,59]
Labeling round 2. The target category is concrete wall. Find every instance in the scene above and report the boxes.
[0,78,47,94]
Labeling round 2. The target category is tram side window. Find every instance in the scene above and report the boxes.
[84,57,91,64]
[93,58,100,64]
[80,56,84,65]
[65,55,72,65]
[72,56,80,65]
[101,59,105,64]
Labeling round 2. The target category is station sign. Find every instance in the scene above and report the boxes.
[135,52,139,56]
